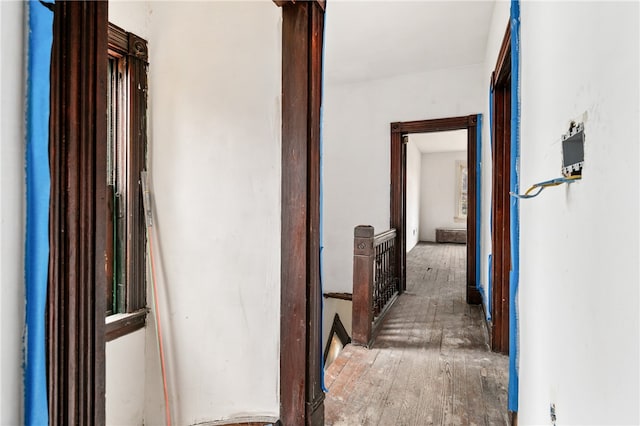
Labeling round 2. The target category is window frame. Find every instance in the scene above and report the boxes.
[105,22,149,341]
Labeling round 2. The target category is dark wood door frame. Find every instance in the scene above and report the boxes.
[490,23,512,355]
[277,1,325,425]
[390,116,482,305]
[47,2,108,424]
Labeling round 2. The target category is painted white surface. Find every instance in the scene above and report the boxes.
[478,0,510,318]
[419,151,467,242]
[106,329,146,426]
[411,129,467,154]
[515,2,639,424]
[405,142,422,251]
[323,64,484,295]
[324,1,494,84]
[0,2,25,424]
[144,2,282,424]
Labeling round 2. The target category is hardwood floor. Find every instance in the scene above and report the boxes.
[324,242,509,426]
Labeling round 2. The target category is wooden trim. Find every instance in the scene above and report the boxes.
[280,2,325,425]
[390,115,481,304]
[323,292,352,301]
[466,117,482,305]
[47,2,108,425]
[493,22,512,87]
[105,309,147,342]
[323,314,351,364]
[491,23,512,354]
[273,0,325,10]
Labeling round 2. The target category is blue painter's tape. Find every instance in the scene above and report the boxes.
[319,7,328,393]
[487,254,492,320]
[508,0,521,414]
[475,114,482,294]
[25,1,54,424]
[487,83,494,320]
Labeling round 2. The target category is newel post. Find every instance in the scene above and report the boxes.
[352,225,375,347]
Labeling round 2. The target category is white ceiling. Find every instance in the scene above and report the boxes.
[324,1,496,84]
[409,129,467,153]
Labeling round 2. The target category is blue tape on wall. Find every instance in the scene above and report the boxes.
[475,114,482,294]
[319,6,328,393]
[508,0,521,414]
[486,254,492,320]
[487,86,494,319]
[25,1,53,424]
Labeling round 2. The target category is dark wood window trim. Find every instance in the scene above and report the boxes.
[277,1,325,424]
[390,115,482,305]
[105,308,148,342]
[106,24,148,341]
[47,2,108,425]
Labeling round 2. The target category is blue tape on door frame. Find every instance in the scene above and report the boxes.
[319,6,328,393]
[25,1,54,424]
[508,0,521,414]
[487,85,494,319]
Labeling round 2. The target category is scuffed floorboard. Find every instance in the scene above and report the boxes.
[325,242,509,426]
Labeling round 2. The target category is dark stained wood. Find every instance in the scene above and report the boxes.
[47,2,108,425]
[107,23,149,316]
[493,22,512,88]
[390,115,481,305]
[466,115,482,305]
[306,4,325,425]
[105,309,147,342]
[325,243,509,425]
[126,30,148,313]
[323,292,353,301]
[352,226,375,346]
[279,1,325,424]
[390,130,405,293]
[491,24,512,355]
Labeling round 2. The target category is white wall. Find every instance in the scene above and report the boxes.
[105,329,146,425]
[145,2,282,424]
[515,2,639,424]
[323,64,484,295]
[405,142,421,251]
[418,151,467,242]
[479,0,510,313]
[0,2,25,424]
[107,2,282,424]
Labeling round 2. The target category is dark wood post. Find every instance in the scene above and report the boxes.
[278,1,325,424]
[48,2,108,424]
[352,225,375,347]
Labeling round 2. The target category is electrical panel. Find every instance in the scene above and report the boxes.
[561,122,584,177]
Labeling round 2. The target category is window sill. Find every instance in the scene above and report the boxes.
[106,308,148,342]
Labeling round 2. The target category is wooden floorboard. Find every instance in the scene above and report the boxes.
[325,242,509,426]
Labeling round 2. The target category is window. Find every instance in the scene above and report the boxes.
[456,160,468,220]
[105,23,149,339]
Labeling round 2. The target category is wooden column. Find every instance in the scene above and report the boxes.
[278,1,325,424]
[48,2,108,425]
[352,226,375,347]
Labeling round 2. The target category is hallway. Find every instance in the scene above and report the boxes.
[325,243,509,425]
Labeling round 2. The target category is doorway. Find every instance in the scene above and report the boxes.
[390,115,481,305]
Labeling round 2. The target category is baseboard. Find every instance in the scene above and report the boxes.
[192,416,280,426]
